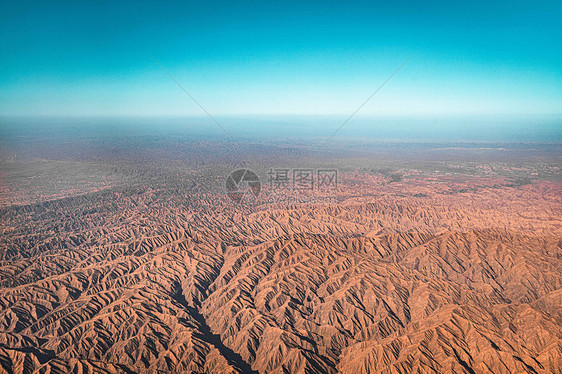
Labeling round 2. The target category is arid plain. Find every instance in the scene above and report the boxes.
[0,121,560,373]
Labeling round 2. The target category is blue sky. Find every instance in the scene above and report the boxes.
[0,0,561,117]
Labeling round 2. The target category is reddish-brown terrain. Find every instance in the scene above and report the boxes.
[0,158,560,374]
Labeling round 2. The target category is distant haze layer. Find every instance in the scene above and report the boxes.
[1,116,561,145]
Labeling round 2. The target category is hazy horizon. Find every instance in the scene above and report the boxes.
[1,115,561,145]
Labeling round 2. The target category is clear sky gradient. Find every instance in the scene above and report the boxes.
[1,0,561,117]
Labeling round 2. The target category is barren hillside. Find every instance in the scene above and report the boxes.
[0,170,560,373]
